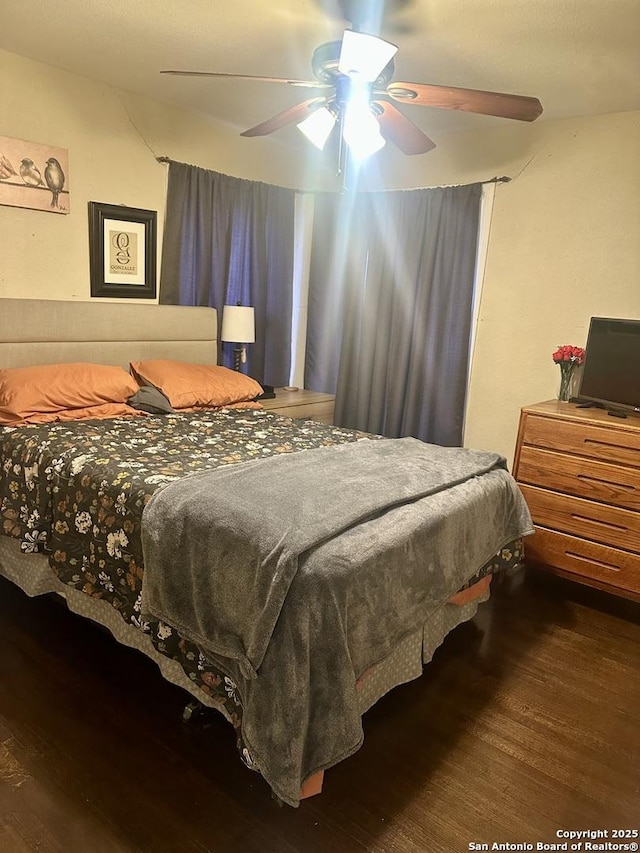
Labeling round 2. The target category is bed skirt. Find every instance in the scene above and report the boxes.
[0,535,488,714]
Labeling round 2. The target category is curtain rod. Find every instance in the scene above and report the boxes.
[156,157,511,186]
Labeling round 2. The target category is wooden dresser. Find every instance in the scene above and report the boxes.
[513,400,640,601]
[259,388,335,425]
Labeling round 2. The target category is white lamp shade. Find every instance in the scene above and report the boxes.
[221,305,255,343]
[297,107,337,150]
[338,31,398,82]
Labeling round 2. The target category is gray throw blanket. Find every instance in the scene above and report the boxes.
[141,437,533,805]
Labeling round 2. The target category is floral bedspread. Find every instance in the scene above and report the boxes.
[0,409,371,747]
[0,408,523,775]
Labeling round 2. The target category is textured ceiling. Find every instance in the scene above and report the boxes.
[1,0,639,140]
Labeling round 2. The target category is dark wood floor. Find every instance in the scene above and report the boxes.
[0,567,638,853]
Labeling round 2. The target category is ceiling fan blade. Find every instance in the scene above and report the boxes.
[161,70,329,90]
[338,30,398,82]
[385,81,543,122]
[240,98,329,138]
[374,101,436,155]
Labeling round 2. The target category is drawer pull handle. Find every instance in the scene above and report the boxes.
[584,438,639,455]
[570,513,628,532]
[577,474,635,491]
[566,551,621,572]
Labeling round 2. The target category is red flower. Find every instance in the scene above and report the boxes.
[552,344,585,365]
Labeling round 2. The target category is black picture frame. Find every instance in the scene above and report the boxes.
[88,201,157,299]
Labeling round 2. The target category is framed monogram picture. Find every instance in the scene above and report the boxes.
[88,201,157,299]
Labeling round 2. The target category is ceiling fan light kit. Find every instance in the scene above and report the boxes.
[162,18,543,167]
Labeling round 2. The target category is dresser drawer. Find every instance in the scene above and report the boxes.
[525,527,640,594]
[520,484,640,552]
[521,413,640,467]
[518,446,640,511]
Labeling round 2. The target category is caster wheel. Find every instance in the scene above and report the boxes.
[182,701,203,722]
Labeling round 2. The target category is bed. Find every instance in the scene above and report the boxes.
[0,298,534,807]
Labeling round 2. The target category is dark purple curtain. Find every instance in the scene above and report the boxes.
[305,183,482,446]
[159,161,295,386]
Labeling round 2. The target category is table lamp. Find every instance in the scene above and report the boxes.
[221,304,255,371]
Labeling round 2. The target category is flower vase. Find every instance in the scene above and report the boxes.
[557,363,574,402]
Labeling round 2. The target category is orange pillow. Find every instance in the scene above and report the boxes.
[10,403,142,425]
[0,363,140,425]
[130,360,263,409]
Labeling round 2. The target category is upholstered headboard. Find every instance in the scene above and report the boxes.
[0,299,217,368]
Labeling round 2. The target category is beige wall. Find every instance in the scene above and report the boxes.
[1,49,164,302]
[462,110,640,464]
[1,47,639,463]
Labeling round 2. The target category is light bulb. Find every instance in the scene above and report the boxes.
[342,87,386,160]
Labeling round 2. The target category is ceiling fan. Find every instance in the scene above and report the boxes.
[161,18,543,160]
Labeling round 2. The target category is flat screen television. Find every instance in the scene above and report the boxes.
[577,317,640,415]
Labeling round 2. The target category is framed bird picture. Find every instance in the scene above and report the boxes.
[88,201,157,299]
[0,135,69,214]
